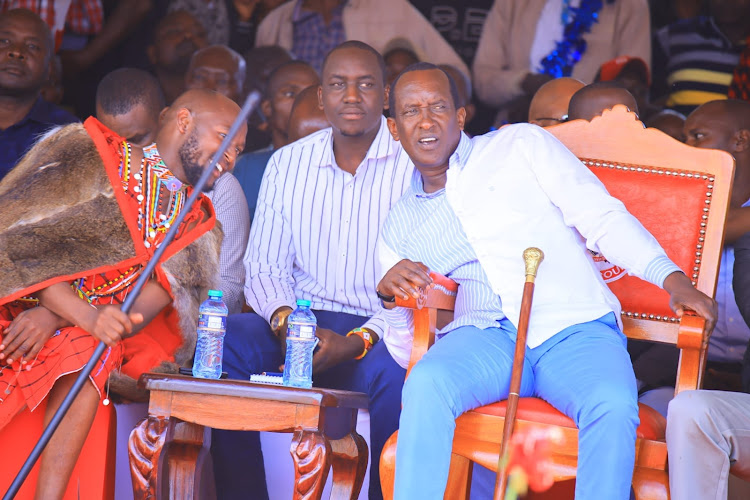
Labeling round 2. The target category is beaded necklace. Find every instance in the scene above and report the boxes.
[538,0,614,78]
[120,142,186,249]
[72,142,188,304]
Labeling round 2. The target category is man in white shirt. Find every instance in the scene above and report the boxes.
[211,41,413,500]
[377,63,716,500]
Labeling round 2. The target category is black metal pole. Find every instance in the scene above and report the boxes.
[3,90,261,500]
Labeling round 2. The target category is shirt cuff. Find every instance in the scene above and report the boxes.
[261,298,296,324]
[644,255,684,288]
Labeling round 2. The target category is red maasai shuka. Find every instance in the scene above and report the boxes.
[0,117,215,425]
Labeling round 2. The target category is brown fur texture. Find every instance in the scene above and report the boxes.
[0,123,222,400]
[107,224,223,402]
[0,124,134,299]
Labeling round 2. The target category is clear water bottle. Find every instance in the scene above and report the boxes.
[282,299,317,388]
[192,289,228,379]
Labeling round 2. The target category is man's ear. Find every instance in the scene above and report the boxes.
[456,106,467,132]
[386,116,400,141]
[176,107,193,134]
[735,129,750,153]
[317,85,324,110]
[383,84,391,111]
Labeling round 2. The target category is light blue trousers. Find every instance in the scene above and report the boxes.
[394,313,639,500]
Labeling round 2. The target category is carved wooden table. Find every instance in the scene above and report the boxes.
[128,373,369,500]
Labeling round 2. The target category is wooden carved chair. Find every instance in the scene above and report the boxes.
[379,106,735,499]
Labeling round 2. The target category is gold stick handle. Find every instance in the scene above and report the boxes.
[523,247,544,283]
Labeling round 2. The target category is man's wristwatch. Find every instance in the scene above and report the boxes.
[270,308,293,336]
[376,290,396,303]
[347,328,375,359]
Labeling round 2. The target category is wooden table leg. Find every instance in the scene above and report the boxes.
[329,431,368,500]
[129,416,169,499]
[162,421,213,500]
[290,429,332,500]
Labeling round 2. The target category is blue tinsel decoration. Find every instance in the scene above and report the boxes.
[539,0,614,78]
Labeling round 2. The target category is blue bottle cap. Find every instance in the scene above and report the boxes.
[208,289,223,298]
[296,299,311,307]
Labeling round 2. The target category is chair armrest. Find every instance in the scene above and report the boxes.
[394,273,458,377]
[393,272,459,310]
[674,314,710,394]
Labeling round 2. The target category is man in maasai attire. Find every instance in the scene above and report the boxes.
[0,88,245,497]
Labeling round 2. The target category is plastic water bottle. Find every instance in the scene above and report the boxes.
[282,299,317,388]
[192,289,228,379]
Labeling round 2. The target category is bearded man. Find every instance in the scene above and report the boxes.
[0,88,245,497]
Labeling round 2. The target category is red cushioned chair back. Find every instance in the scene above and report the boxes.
[548,106,734,340]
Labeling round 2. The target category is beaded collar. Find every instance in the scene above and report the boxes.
[538,0,614,78]
[72,142,189,304]
[120,142,186,250]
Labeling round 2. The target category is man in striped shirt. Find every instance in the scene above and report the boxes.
[378,63,717,500]
[211,41,413,500]
[652,0,750,115]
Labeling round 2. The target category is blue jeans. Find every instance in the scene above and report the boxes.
[394,313,639,500]
[212,311,406,500]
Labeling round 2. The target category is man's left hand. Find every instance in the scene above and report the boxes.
[663,271,718,333]
[310,328,365,374]
[0,307,67,365]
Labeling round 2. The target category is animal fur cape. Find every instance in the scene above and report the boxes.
[0,118,222,400]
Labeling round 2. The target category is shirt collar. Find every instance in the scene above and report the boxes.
[318,115,394,169]
[412,131,472,198]
[451,131,473,171]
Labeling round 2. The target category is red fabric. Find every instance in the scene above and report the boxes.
[471,398,666,441]
[728,37,750,101]
[65,0,103,35]
[120,306,184,379]
[597,56,651,85]
[0,118,215,426]
[0,397,115,499]
[588,164,708,319]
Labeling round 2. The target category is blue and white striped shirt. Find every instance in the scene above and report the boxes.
[380,136,506,341]
[244,116,414,336]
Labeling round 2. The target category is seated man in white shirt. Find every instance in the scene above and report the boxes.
[377,62,717,500]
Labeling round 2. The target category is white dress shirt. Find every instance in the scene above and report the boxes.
[380,126,681,361]
[244,117,414,336]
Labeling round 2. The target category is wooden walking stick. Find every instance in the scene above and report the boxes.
[493,247,544,500]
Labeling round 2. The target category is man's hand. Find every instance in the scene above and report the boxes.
[378,259,432,305]
[309,328,365,374]
[663,271,718,333]
[0,307,67,365]
[83,306,144,346]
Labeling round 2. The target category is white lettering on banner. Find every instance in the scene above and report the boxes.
[590,250,626,283]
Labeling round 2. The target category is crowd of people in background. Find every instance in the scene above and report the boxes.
[1,0,750,499]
